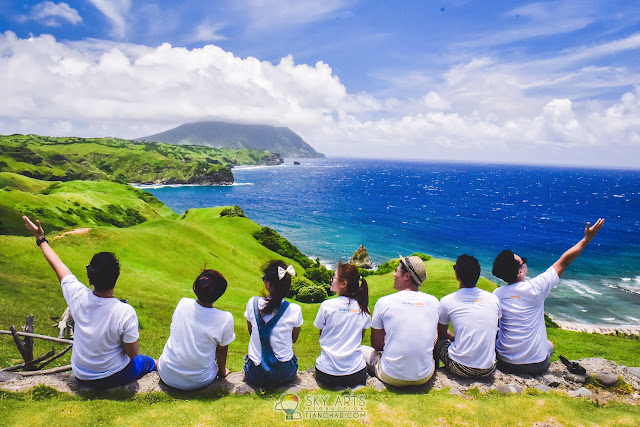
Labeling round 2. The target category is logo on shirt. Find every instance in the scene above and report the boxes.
[500,295,520,301]
[402,302,425,307]
[462,299,484,304]
[337,308,361,314]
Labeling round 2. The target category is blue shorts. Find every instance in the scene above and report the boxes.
[243,354,298,387]
[80,354,156,389]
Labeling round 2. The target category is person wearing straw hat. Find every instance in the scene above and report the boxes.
[361,255,440,386]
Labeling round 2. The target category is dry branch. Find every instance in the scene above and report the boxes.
[18,365,72,376]
[0,330,73,345]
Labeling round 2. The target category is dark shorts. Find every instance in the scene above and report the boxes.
[243,355,298,387]
[78,354,156,389]
[496,356,551,376]
[315,366,368,389]
[434,339,496,379]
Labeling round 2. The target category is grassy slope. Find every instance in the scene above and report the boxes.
[1,206,638,371]
[0,134,279,184]
[0,173,177,235]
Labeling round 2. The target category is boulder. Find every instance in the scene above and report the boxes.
[348,245,374,269]
[626,367,640,379]
[567,387,593,398]
[542,374,561,387]
[496,384,523,394]
[449,387,463,395]
[563,372,588,383]
[595,372,618,387]
[534,384,552,393]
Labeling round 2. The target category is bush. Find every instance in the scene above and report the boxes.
[411,252,432,262]
[252,226,313,268]
[220,205,246,218]
[288,276,315,298]
[303,265,333,285]
[295,285,328,303]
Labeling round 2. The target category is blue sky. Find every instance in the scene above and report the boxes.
[1,1,640,166]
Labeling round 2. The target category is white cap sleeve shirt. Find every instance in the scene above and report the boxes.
[493,266,560,364]
[61,274,138,380]
[371,290,440,381]
[158,298,236,390]
[244,297,303,365]
[438,288,502,369]
[314,296,372,376]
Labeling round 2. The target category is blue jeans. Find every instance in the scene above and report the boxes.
[243,355,298,387]
[79,355,156,389]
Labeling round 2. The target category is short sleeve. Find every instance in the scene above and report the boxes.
[293,304,303,327]
[244,298,254,322]
[362,313,372,330]
[438,300,450,325]
[60,274,89,313]
[313,303,326,330]
[121,306,139,344]
[528,267,560,299]
[219,313,236,346]
[371,299,384,330]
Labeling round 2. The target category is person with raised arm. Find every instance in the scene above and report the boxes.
[491,219,605,375]
[22,215,156,388]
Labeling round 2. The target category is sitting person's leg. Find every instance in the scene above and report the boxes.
[243,355,298,387]
[497,356,550,376]
[435,338,495,378]
[83,354,156,389]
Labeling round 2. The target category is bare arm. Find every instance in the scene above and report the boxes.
[124,341,139,359]
[246,320,252,335]
[437,323,455,341]
[215,344,230,379]
[23,216,72,282]
[292,326,301,343]
[371,328,385,352]
[552,219,605,277]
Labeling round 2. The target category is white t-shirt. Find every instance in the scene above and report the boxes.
[244,297,303,365]
[371,290,440,381]
[61,274,138,380]
[158,298,235,390]
[438,287,502,369]
[493,266,559,364]
[314,296,372,376]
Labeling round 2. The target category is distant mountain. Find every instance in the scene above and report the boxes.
[136,121,325,158]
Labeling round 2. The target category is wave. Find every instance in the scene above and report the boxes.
[133,182,252,189]
[563,279,602,299]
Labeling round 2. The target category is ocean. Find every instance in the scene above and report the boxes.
[145,158,640,328]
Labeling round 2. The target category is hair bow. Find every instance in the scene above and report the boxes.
[278,265,296,280]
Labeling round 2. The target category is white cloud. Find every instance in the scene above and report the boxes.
[0,32,639,167]
[21,2,82,27]
[191,22,227,43]
[88,0,131,39]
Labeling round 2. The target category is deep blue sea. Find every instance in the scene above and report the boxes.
[145,158,640,327]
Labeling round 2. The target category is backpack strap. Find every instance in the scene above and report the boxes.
[253,298,290,373]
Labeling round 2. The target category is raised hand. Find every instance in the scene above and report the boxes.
[22,215,44,239]
[584,218,605,242]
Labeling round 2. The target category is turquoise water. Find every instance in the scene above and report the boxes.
[146,158,640,327]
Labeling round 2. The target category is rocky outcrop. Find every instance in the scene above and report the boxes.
[2,358,638,405]
[349,245,373,269]
[135,169,234,186]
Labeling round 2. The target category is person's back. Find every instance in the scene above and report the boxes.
[63,274,138,379]
[373,290,440,380]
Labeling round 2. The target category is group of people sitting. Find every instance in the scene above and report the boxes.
[21,215,604,390]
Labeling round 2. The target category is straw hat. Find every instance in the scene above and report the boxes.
[399,255,427,286]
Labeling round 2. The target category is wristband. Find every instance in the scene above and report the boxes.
[36,237,48,246]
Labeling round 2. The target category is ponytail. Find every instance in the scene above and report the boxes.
[337,262,370,315]
[260,260,292,315]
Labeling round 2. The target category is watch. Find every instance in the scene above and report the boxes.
[36,237,48,246]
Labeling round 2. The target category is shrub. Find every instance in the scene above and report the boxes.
[252,226,312,268]
[411,252,432,262]
[288,276,315,298]
[295,285,327,303]
[220,205,246,218]
[303,265,333,286]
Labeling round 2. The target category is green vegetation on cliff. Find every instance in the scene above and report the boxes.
[0,134,281,185]
[0,173,176,236]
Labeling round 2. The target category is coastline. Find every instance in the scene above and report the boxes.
[554,320,640,336]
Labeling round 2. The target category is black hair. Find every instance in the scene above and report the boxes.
[492,249,520,283]
[261,260,292,315]
[193,269,227,305]
[454,254,480,287]
[87,252,120,291]
[336,262,370,314]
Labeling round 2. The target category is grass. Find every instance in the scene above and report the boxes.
[0,386,639,426]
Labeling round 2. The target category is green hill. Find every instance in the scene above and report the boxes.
[0,173,177,236]
[0,134,282,185]
[137,121,325,158]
